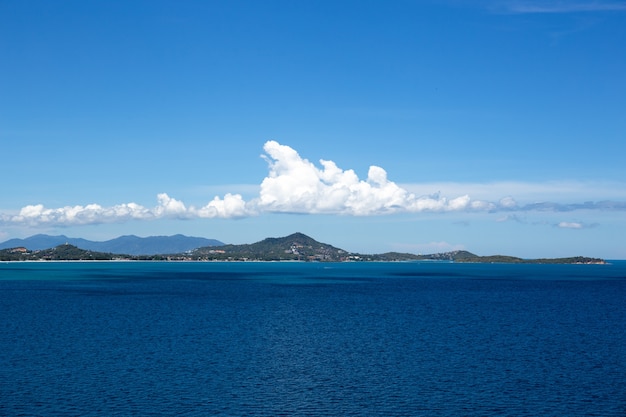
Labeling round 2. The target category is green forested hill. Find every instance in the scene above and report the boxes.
[192,232,347,261]
[0,244,123,261]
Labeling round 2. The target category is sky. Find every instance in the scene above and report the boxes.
[1,0,625,259]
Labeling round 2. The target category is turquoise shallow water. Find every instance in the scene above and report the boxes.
[1,261,625,416]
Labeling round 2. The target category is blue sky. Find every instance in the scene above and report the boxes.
[1,0,625,258]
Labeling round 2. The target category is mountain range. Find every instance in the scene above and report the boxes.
[0,234,224,255]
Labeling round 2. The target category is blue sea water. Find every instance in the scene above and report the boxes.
[1,261,625,416]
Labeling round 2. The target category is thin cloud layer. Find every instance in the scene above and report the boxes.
[497,1,626,13]
[1,141,624,227]
[557,221,598,229]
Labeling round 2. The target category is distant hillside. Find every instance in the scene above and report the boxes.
[347,250,474,262]
[192,232,347,261]
[0,244,121,261]
[453,254,606,264]
[0,234,223,255]
[344,250,478,262]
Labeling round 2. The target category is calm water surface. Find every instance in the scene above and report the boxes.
[1,261,625,416]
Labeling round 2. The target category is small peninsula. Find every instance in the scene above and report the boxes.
[0,232,606,264]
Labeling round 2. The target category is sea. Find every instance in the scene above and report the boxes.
[1,261,625,416]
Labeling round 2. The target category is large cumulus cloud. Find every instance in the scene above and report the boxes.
[257,140,474,215]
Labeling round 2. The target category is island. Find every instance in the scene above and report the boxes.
[0,232,606,264]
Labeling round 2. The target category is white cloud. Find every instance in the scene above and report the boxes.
[9,202,154,226]
[558,221,583,229]
[499,196,518,209]
[1,140,625,228]
[257,140,476,215]
[2,193,251,227]
[557,221,599,229]
[557,222,596,229]
[194,193,251,219]
[154,193,188,218]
